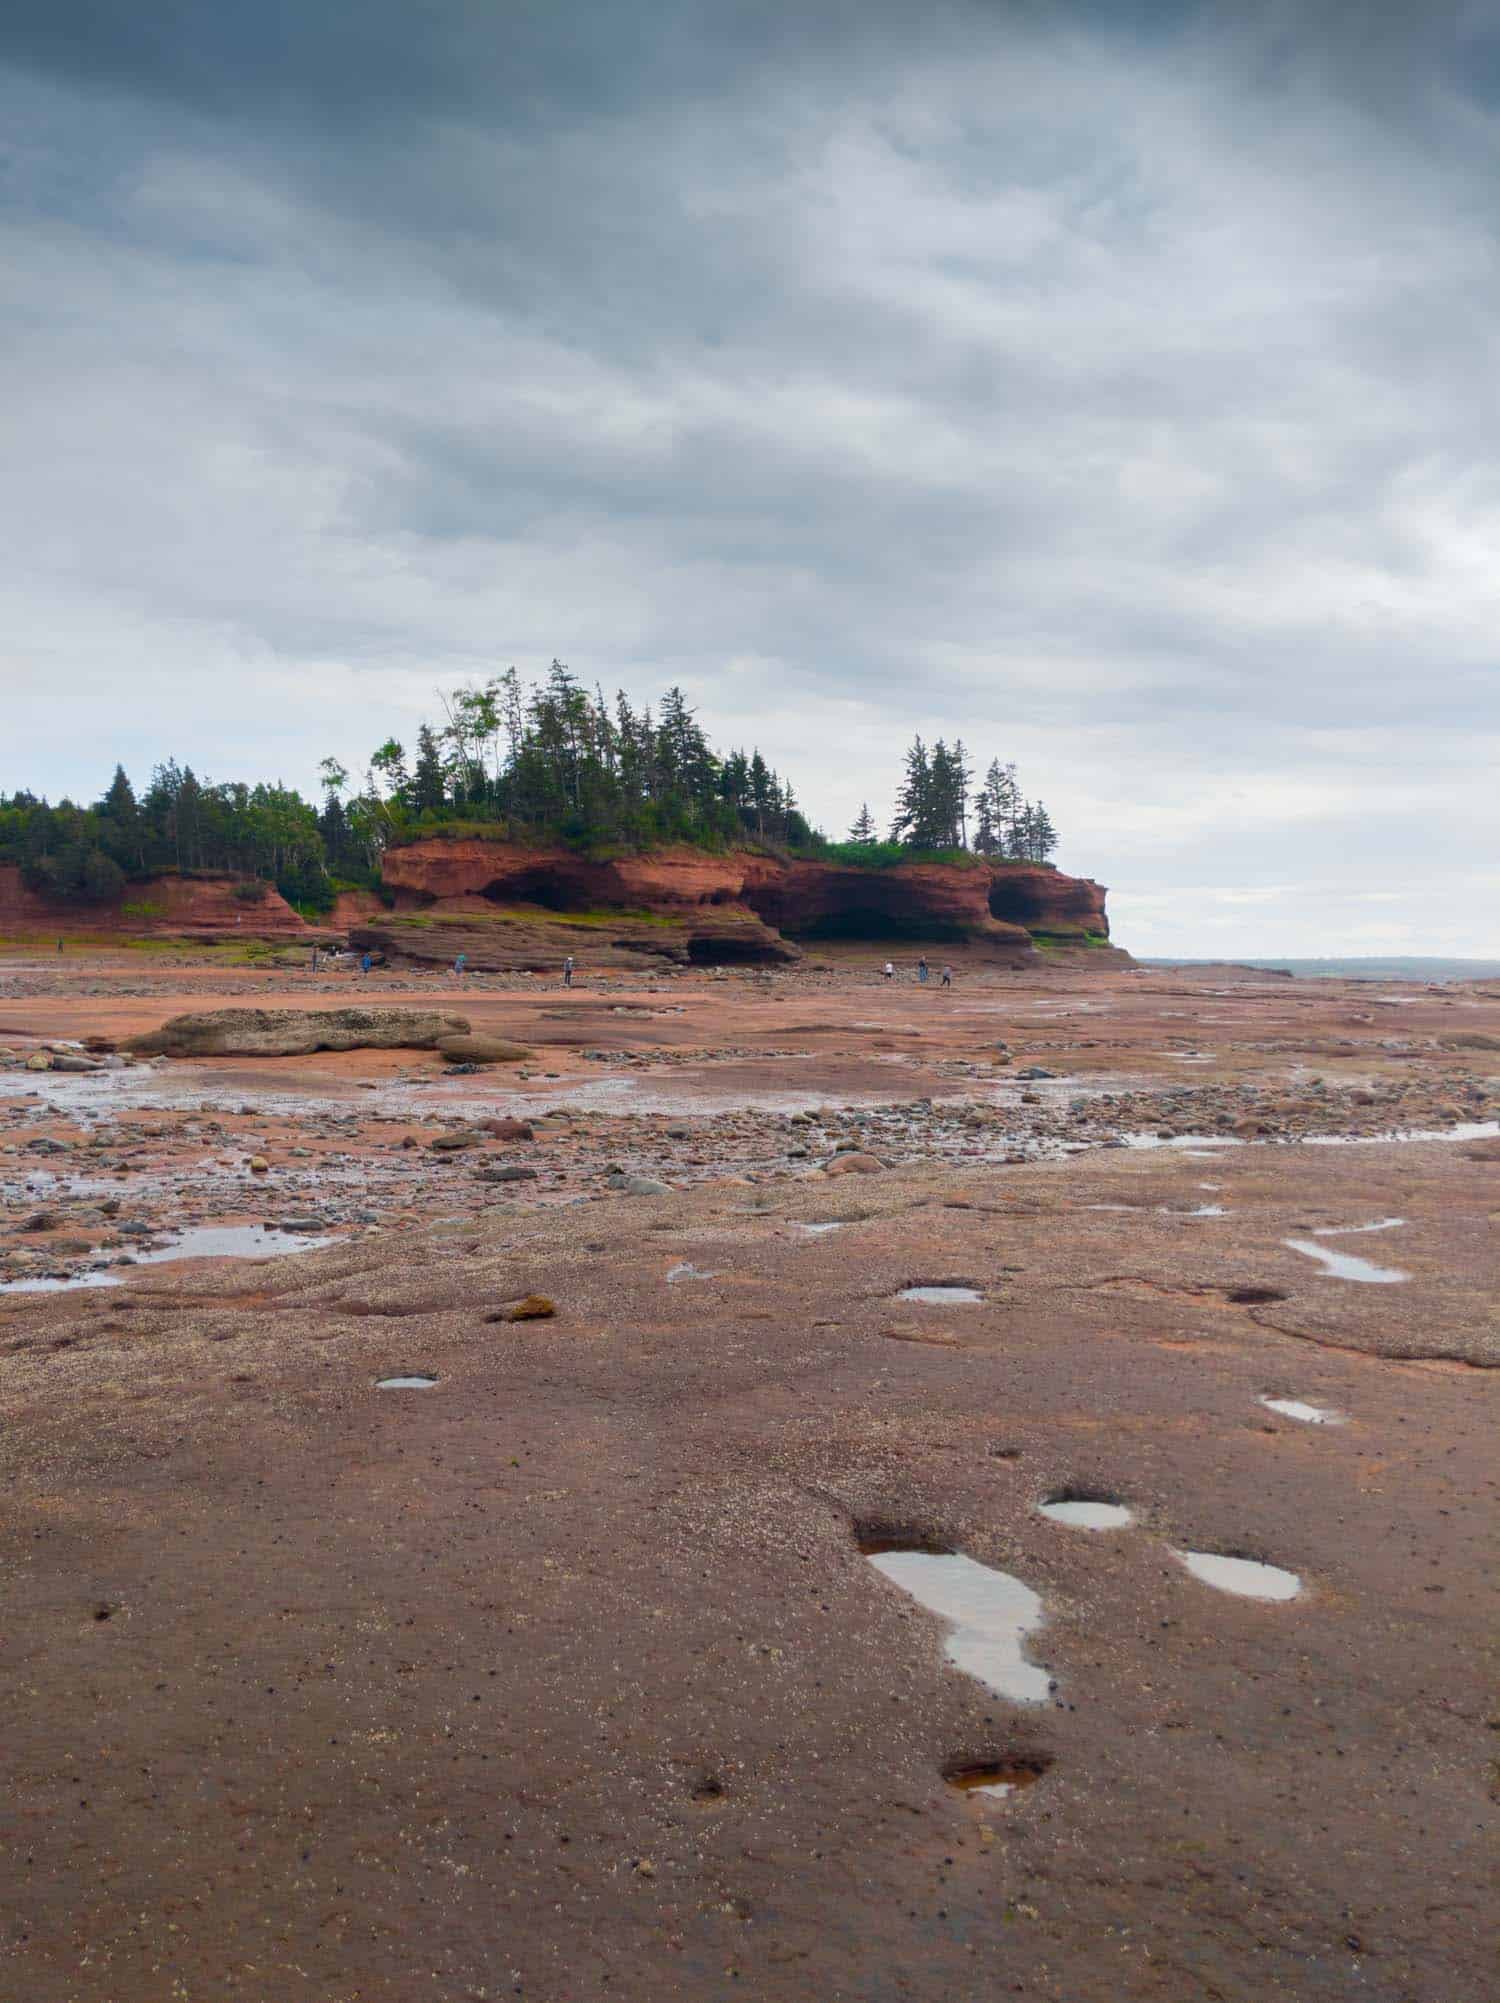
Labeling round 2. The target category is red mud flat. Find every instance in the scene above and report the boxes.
[2,1152,1497,1999]
[0,955,1497,2000]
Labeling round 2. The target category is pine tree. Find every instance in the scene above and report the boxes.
[411,726,446,812]
[98,764,144,871]
[849,802,876,843]
[889,737,930,845]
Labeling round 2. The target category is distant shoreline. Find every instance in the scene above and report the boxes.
[1142,956,1500,982]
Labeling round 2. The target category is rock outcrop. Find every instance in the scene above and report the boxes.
[356,838,1116,968]
[0,864,311,939]
[129,1007,471,1058]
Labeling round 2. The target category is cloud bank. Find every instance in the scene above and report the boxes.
[3,0,1498,953]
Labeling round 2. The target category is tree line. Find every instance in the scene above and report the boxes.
[0,669,811,909]
[0,673,1062,910]
[845,738,1059,863]
[334,663,812,855]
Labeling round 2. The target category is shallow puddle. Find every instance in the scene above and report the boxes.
[898,1285,983,1305]
[376,1374,437,1389]
[1259,1396,1344,1426]
[134,1224,337,1263]
[795,1221,844,1235]
[1311,1217,1406,1237]
[666,1261,717,1283]
[1038,1499,1134,1530]
[947,1758,1049,1800]
[1172,1550,1301,1600]
[1283,1238,1408,1284]
[865,1549,1051,1703]
[0,1270,122,1294]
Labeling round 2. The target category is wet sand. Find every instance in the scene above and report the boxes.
[1,948,1495,1999]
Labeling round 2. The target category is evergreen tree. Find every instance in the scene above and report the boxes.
[849,802,876,843]
[889,737,930,845]
[411,726,446,812]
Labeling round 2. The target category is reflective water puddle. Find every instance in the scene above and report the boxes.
[1312,1217,1406,1237]
[666,1262,717,1283]
[133,1225,337,1263]
[898,1286,983,1305]
[0,1224,335,1293]
[1038,1499,1134,1530]
[0,1271,121,1294]
[1172,1550,1301,1599]
[795,1221,844,1235]
[946,1758,1050,1800]
[865,1549,1051,1703]
[1283,1238,1408,1284]
[376,1374,437,1389]
[1260,1396,1344,1426]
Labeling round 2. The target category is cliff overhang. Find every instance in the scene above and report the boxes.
[350,839,1118,971]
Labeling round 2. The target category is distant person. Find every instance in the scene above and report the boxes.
[941,963,953,988]
[360,952,373,976]
[883,961,895,981]
[563,955,575,988]
[310,946,319,973]
[917,956,928,984]
[454,952,467,981]
[56,938,63,955]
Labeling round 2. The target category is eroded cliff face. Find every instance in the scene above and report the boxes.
[0,864,309,938]
[358,838,1115,969]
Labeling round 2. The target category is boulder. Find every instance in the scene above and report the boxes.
[823,1151,885,1176]
[128,1008,471,1058]
[436,1033,534,1063]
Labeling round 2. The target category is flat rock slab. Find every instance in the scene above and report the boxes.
[2,1142,1493,2003]
[128,1006,471,1057]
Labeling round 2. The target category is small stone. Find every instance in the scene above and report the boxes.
[823,1152,883,1177]
[491,1294,557,1322]
[248,1156,270,1174]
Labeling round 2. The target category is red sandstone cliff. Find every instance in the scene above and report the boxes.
[0,864,310,939]
[355,838,1116,969]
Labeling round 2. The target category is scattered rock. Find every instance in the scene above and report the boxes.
[824,1152,884,1177]
[435,1033,534,1063]
[489,1294,557,1322]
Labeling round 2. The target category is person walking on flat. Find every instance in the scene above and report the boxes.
[563,955,575,988]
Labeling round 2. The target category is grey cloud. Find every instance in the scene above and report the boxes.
[2,2,1499,952]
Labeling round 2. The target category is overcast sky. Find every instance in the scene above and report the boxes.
[3,2,1498,956]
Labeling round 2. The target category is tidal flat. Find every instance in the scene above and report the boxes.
[1,944,1495,2001]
